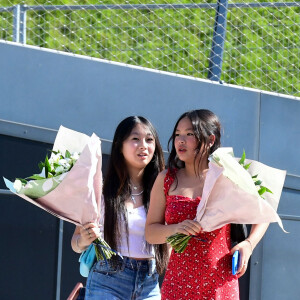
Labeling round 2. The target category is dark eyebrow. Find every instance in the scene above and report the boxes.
[176,128,194,132]
[131,131,153,136]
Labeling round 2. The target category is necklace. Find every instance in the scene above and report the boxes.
[130,182,141,191]
[198,173,205,180]
[131,190,144,204]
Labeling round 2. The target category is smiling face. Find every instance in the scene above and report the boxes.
[122,123,156,172]
[174,117,199,164]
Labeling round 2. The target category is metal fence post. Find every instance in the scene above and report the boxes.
[12,5,27,44]
[13,5,20,43]
[207,0,229,82]
[56,219,64,300]
[20,5,27,44]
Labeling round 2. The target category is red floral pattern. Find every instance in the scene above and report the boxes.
[161,169,239,300]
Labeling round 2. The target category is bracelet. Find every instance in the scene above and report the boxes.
[245,238,253,253]
[75,235,83,253]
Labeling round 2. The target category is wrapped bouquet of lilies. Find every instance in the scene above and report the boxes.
[4,125,115,261]
[167,147,287,253]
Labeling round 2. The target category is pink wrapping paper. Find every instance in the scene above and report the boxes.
[196,160,286,232]
[5,126,102,226]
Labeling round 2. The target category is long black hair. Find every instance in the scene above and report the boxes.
[103,116,168,274]
[168,109,221,175]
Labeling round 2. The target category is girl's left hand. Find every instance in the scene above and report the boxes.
[230,240,253,278]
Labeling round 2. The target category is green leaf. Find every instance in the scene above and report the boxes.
[238,150,246,165]
[255,180,262,185]
[176,242,189,253]
[258,186,267,195]
[266,187,273,194]
[65,150,71,158]
[26,174,46,180]
[38,162,45,172]
[243,162,252,170]
[16,178,28,184]
[167,233,193,253]
[44,155,51,178]
[252,174,258,179]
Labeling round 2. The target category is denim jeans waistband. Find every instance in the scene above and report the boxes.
[122,256,156,275]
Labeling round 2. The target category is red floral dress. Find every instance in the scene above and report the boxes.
[161,169,239,300]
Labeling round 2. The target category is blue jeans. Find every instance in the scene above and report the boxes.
[85,256,160,300]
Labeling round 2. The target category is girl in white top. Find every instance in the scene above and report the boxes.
[71,116,168,300]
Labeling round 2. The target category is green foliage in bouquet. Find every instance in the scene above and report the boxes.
[166,233,194,254]
[238,150,273,198]
[17,150,79,184]
[13,150,79,198]
[94,238,117,261]
[167,150,272,254]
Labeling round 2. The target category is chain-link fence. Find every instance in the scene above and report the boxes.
[1,1,299,97]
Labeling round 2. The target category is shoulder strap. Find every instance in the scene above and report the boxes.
[164,169,176,197]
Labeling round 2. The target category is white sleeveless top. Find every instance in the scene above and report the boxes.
[100,202,154,258]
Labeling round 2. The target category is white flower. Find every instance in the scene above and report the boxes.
[49,153,61,164]
[13,179,23,192]
[210,147,259,197]
[65,158,71,164]
[71,152,79,160]
[55,166,64,174]
[65,163,71,170]
[58,159,67,166]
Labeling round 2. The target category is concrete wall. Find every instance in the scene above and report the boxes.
[1,40,299,300]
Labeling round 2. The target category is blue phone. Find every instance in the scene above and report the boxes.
[232,250,240,275]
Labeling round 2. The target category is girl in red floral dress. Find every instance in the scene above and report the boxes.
[145,109,269,300]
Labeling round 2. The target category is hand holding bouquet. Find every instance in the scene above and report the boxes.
[167,147,286,253]
[4,125,115,261]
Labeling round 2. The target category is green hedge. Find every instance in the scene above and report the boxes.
[1,0,299,96]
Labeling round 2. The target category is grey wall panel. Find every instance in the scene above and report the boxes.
[0,194,59,300]
[1,41,300,300]
[0,134,52,189]
[0,135,58,299]
[252,188,300,300]
[277,188,300,216]
[259,93,300,175]
[0,41,260,158]
[261,217,300,300]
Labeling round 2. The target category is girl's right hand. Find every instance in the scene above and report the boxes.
[78,222,101,248]
[174,220,202,236]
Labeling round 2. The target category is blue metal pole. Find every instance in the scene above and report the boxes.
[20,5,27,44]
[12,5,20,43]
[56,220,64,300]
[207,0,229,82]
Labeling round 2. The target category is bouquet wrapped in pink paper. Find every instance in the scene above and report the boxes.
[167,147,286,253]
[196,147,286,231]
[4,125,114,260]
